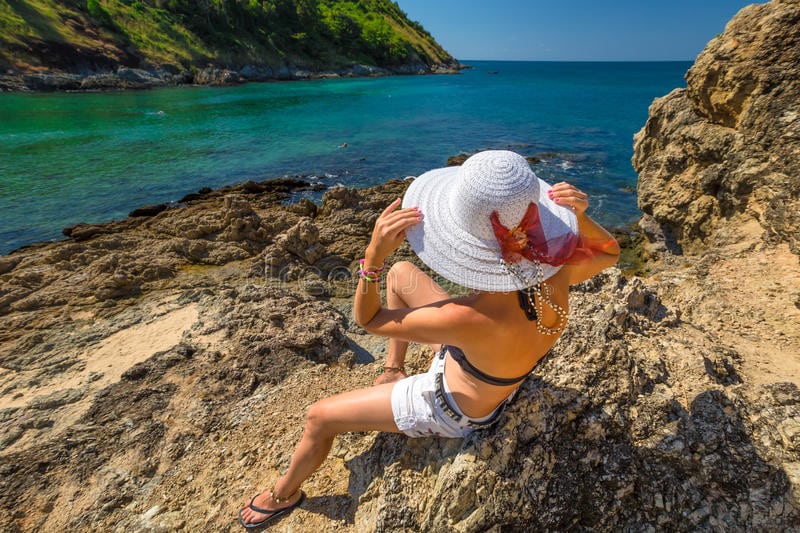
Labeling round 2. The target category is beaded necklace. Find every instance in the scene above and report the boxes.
[502,259,568,335]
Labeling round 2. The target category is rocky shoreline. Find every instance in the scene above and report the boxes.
[0,60,463,92]
[1,170,798,532]
[1,1,799,531]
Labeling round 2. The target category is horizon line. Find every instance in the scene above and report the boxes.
[456,58,695,63]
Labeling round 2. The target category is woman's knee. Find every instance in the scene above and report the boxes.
[387,261,422,295]
[304,400,335,438]
[387,260,417,281]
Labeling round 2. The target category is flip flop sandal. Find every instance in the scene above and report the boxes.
[238,490,306,529]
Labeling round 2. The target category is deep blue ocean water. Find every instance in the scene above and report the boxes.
[0,60,690,255]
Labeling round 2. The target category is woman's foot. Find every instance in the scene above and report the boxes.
[239,488,304,528]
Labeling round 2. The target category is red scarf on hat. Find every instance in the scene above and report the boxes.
[489,202,601,265]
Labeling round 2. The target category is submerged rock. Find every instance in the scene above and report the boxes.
[128,203,169,218]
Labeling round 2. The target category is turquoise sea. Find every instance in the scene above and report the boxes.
[0,60,690,255]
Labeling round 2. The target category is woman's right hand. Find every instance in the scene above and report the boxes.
[548,182,589,217]
[364,198,422,265]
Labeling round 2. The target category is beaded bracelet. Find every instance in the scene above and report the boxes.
[358,258,387,283]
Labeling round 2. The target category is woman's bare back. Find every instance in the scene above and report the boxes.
[442,268,572,418]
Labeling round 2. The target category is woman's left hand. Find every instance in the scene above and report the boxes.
[365,198,422,263]
[547,182,589,216]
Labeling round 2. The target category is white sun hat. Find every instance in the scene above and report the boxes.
[402,150,579,291]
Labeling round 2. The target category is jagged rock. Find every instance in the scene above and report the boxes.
[1,60,456,92]
[448,151,542,167]
[26,387,85,410]
[2,162,798,531]
[128,203,169,217]
[390,61,428,75]
[349,64,390,77]
[192,67,241,86]
[275,219,325,265]
[0,256,21,275]
[447,153,470,166]
[633,0,800,256]
[80,68,170,90]
[116,67,165,86]
[285,197,318,218]
[289,68,313,79]
[20,73,82,91]
[219,195,267,243]
[239,65,274,81]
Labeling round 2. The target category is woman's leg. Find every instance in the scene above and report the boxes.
[240,383,400,525]
[375,261,450,385]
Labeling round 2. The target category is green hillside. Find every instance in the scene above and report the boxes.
[0,0,454,73]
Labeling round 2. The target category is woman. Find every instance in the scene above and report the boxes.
[239,150,620,528]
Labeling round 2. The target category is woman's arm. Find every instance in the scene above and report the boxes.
[353,198,420,328]
[548,182,620,285]
[357,299,481,345]
[354,199,486,346]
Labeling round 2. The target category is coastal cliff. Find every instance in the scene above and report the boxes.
[1,1,800,532]
[633,0,800,256]
[0,0,459,92]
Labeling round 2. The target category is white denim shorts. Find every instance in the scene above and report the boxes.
[390,349,507,439]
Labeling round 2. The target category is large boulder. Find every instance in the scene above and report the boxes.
[633,0,800,256]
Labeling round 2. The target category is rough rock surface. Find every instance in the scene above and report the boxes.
[1,172,799,532]
[1,2,799,531]
[633,0,800,257]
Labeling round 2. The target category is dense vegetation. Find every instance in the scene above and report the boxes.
[0,0,453,72]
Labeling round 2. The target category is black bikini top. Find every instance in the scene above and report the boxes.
[446,345,535,386]
[517,287,538,320]
[444,288,543,386]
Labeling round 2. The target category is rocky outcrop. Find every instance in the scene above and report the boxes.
[0,60,463,92]
[621,4,800,529]
[0,0,460,93]
[633,0,800,256]
[1,163,799,531]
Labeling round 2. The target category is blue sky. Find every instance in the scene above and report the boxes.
[395,1,758,61]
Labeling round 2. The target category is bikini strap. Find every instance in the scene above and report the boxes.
[445,345,531,386]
